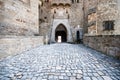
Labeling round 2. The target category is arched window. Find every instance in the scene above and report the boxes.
[68,14,69,19]
[77,0,79,3]
[71,0,74,3]
[54,9,56,13]
[66,9,68,13]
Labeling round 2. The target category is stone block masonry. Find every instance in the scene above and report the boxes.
[0,0,42,60]
[0,36,44,59]
[0,0,39,36]
[83,35,120,59]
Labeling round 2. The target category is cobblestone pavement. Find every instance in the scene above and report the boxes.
[0,43,120,80]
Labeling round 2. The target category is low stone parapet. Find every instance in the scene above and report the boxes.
[83,35,120,59]
[0,36,44,60]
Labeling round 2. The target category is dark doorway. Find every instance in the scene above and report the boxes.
[55,24,67,42]
[55,31,67,42]
[76,31,80,40]
[76,31,80,43]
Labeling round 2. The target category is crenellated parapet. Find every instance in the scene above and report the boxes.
[51,0,71,7]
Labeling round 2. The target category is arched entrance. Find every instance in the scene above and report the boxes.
[55,24,67,42]
[50,19,73,43]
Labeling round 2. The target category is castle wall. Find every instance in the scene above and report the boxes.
[0,0,39,36]
[97,0,118,35]
[39,0,84,42]
[0,0,44,59]
[83,0,120,59]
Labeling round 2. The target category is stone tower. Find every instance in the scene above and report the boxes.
[39,0,84,43]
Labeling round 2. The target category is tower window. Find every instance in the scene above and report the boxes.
[103,21,114,30]
[44,17,47,19]
[71,0,74,3]
[54,10,56,13]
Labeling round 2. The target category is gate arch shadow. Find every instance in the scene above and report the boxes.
[55,24,67,42]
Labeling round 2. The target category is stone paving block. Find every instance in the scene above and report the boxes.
[102,76,112,80]
[97,71,104,76]
[91,77,98,80]
[66,72,72,76]
[70,76,76,80]
[0,43,120,80]
[32,77,37,80]
[76,74,82,79]
[37,77,42,80]
[83,76,92,80]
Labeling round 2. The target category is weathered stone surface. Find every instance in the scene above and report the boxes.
[0,0,39,36]
[84,0,120,35]
[0,36,44,59]
[83,35,120,59]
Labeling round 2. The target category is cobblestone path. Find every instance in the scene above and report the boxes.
[0,43,120,80]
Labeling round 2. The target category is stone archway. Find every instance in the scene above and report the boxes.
[55,24,67,42]
[50,19,73,43]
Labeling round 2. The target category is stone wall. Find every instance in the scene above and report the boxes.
[0,36,44,59]
[39,2,51,36]
[0,0,39,36]
[70,2,83,27]
[97,0,118,35]
[117,0,120,35]
[0,0,43,60]
[83,35,120,59]
[83,0,120,35]
[83,0,98,33]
